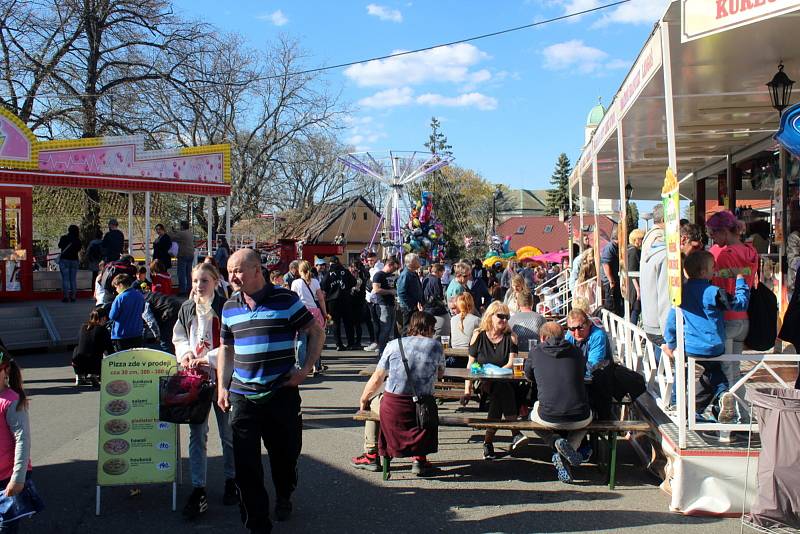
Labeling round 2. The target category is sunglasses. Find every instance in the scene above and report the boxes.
[495,314,510,321]
[567,322,588,331]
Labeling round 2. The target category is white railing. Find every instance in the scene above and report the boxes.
[688,353,800,432]
[600,309,800,445]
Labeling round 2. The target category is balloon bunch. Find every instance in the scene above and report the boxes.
[402,191,446,263]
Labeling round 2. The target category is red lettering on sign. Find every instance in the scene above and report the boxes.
[717,0,728,18]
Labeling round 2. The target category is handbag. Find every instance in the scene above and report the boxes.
[0,478,45,525]
[158,367,214,424]
[396,334,439,431]
[745,269,778,351]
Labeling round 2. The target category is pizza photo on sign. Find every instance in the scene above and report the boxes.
[103,438,130,456]
[104,419,130,436]
[105,399,130,416]
[106,380,131,397]
[102,458,129,476]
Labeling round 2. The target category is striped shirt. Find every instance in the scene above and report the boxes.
[220,283,313,401]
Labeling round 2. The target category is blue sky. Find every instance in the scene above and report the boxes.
[171,0,669,190]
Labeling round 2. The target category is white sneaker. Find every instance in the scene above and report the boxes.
[364,342,378,351]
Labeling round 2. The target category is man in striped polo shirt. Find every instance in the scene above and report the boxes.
[217,249,324,534]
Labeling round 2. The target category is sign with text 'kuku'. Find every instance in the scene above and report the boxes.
[97,349,177,487]
[682,0,800,43]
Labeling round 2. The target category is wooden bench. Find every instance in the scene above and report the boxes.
[353,410,650,488]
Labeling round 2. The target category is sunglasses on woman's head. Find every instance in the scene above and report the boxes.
[495,314,510,321]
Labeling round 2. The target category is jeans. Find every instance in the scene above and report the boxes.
[722,319,749,423]
[229,388,302,533]
[59,259,79,299]
[189,401,235,488]
[368,303,380,342]
[376,304,396,357]
[689,355,729,416]
[296,331,322,371]
[177,255,193,294]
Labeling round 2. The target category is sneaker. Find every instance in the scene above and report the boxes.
[577,443,593,463]
[313,365,329,376]
[222,478,238,505]
[351,453,381,472]
[717,392,737,424]
[552,452,573,483]
[555,438,583,467]
[182,487,208,520]
[483,442,496,460]
[510,433,530,454]
[336,345,346,352]
[364,342,378,351]
[275,497,292,521]
[74,375,82,386]
[89,375,100,387]
[411,459,434,477]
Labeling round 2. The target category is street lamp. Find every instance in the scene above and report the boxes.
[767,62,795,117]
[624,181,633,201]
[491,186,503,235]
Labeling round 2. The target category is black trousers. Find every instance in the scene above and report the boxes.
[399,307,416,335]
[112,336,142,352]
[230,388,302,533]
[327,298,354,348]
[602,281,623,316]
[353,299,375,344]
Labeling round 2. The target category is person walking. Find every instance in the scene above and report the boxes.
[153,224,173,270]
[322,256,356,351]
[372,256,400,357]
[108,273,145,351]
[101,218,124,263]
[217,249,325,534]
[57,224,82,303]
[173,221,194,296]
[173,262,237,520]
[396,253,424,334]
[290,260,327,373]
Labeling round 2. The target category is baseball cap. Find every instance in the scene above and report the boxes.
[314,257,327,266]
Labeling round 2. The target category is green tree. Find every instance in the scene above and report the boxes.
[424,116,452,158]
[626,201,640,235]
[545,153,572,216]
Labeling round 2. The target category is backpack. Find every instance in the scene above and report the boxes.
[100,261,137,292]
[745,281,778,351]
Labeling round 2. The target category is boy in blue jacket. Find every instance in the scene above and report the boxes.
[661,251,748,421]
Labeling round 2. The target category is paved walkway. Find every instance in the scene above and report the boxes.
[22,348,740,533]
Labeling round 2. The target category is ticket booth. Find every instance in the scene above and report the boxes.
[0,187,32,300]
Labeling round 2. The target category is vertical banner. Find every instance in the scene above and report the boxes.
[97,349,177,486]
[663,168,682,306]
[774,178,784,244]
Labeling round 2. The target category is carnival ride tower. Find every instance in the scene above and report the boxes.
[338,151,453,258]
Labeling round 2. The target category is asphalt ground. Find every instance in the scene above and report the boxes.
[19,347,741,534]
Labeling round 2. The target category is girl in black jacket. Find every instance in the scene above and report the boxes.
[72,308,113,386]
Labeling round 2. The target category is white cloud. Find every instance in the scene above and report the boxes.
[366,4,403,22]
[257,10,288,26]
[554,0,666,25]
[416,92,498,111]
[595,0,667,26]
[344,43,490,88]
[344,115,387,150]
[358,87,414,108]
[542,40,625,74]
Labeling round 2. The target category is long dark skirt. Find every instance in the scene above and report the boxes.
[379,391,438,458]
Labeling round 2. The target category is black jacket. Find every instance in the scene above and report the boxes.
[422,274,447,316]
[524,337,590,423]
[323,264,354,301]
[144,292,184,325]
[58,233,82,261]
[153,233,173,268]
[102,229,125,262]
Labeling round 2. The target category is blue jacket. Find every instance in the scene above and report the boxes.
[566,325,610,378]
[396,268,424,310]
[109,287,145,340]
[663,277,749,356]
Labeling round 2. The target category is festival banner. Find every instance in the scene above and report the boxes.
[97,349,177,486]
[662,168,682,306]
[682,0,800,43]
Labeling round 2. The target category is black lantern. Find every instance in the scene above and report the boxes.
[624,181,633,201]
[767,62,795,116]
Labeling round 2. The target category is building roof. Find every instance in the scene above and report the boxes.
[497,214,617,253]
[281,195,380,243]
[498,188,549,215]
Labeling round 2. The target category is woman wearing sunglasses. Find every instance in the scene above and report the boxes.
[461,301,526,460]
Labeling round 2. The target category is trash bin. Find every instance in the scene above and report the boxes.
[746,387,800,529]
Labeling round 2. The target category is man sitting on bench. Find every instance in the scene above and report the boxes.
[523,321,592,484]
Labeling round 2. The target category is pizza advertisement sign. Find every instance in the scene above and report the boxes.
[97,349,177,487]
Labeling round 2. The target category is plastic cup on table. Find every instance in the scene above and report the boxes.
[513,357,524,377]
[441,336,450,349]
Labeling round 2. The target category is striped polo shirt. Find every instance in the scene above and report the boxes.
[220,283,313,401]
